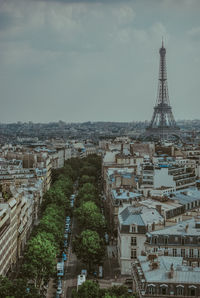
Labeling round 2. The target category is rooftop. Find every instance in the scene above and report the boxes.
[119,205,163,226]
[137,256,200,284]
[112,189,141,200]
[172,188,200,205]
[140,198,182,212]
[148,218,200,236]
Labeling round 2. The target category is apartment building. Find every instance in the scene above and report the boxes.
[107,188,142,234]
[140,198,184,222]
[118,205,164,275]
[0,181,43,276]
[102,151,143,193]
[141,163,196,194]
[145,218,200,266]
[0,197,18,276]
[132,255,200,297]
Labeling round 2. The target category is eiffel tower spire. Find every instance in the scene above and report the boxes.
[145,41,180,139]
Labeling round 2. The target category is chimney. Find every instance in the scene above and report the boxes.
[168,263,174,278]
[121,143,123,154]
[156,205,162,215]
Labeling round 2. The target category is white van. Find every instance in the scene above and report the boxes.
[77,274,86,290]
[98,266,103,278]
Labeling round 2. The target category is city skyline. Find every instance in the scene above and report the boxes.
[0,0,200,123]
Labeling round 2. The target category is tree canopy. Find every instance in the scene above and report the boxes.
[71,281,136,298]
[75,201,105,234]
[23,233,56,288]
[73,229,105,270]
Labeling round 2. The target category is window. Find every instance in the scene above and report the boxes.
[189,249,194,258]
[149,287,155,295]
[154,237,157,244]
[131,249,137,259]
[198,249,200,258]
[190,288,196,296]
[161,287,167,295]
[175,236,178,242]
[131,237,137,246]
[181,238,185,245]
[131,225,136,233]
[173,248,177,257]
[164,237,168,245]
[177,287,184,296]
[181,249,185,257]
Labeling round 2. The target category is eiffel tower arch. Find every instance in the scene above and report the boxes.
[144,41,180,140]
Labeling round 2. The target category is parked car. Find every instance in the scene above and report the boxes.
[57,262,64,277]
[56,288,62,297]
[62,252,67,261]
[66,216,71,222]
[81,269,87,277]
[105,233,109,244]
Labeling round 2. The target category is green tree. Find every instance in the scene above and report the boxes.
[65,157,83,180]
[77,183,98,207]
[80,166,97,179]
[54,176,73,197]
[72,280,100,298]
[106,285,134,298]
[0,276,12,298]
[24,233,56,288]
[78,183,96,197]
[38,204,65,243]
[39,214,63,243]
[75,201,105,234]
[52,164,75,183]
[0,276,40,298]
[42,186,67,210]
[73,230,105,271]
[80,175,96,186]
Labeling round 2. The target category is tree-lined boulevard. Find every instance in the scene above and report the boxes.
[0,155,137,298]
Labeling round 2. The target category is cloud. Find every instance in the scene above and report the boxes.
[33,0,130,3]
[0,0,199,122]
[187,26,200,37]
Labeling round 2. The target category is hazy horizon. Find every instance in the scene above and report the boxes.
[0,0,200,123]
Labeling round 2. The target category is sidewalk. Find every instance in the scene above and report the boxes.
[46,278,56,298]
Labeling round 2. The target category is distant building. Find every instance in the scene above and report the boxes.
[141,163,196,194]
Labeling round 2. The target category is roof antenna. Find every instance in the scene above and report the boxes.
[162,36,164,48]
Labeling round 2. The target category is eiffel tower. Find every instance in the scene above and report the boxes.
[145,41,180,139]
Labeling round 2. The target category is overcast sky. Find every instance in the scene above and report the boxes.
[0,0,200,123]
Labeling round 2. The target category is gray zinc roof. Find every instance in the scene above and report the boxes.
[138,256,200,284]
[119,206,163,227]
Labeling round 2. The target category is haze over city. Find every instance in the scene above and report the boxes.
[0,0,200,123]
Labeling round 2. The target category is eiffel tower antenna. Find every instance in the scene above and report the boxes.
[145,41,180,139]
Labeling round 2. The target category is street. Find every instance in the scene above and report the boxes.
[46,183,128,298]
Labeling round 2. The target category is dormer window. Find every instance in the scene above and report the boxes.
[131,225,137,233]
